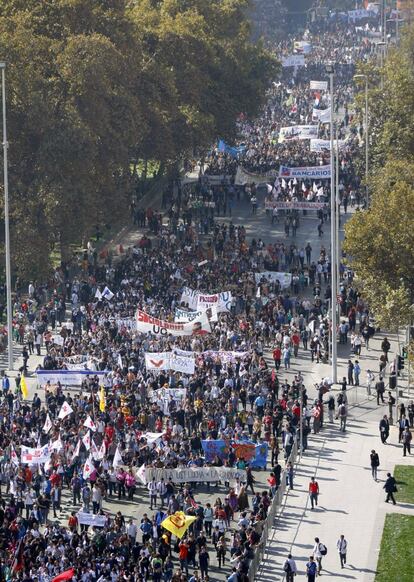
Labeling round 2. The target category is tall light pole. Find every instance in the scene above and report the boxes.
[326,62,337,384]
[354,74,369,207]
[0,63,13,370]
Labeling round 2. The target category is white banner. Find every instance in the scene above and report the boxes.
[144,466,247,484]
[174,309,204,323]
[21,444,51,466]
[279,165,331,180]
[294,41,312,54]
[77,512,107,527]
[254,272,292,288]
[279,125,318,143]
[202,350,250,364]
[136,309,210,337]
[116,317,137,330]
[312,108,331,124]
[265,200,326,210]
[171,353,195,375]
[348,9,373,20]
[281,54,305,67]
[52,335,64,346]
[310,138,346,152]
[36,370,106,387]
[234,167,278,186]
[145,352,171,371]
[180,287,198,310]
[196,292,232,313]
[310,80,328,91]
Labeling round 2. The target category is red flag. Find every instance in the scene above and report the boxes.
[11,539,24,574]
[52,569,75,582]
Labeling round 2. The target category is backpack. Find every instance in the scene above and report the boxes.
[284,561,291,573]
[320,543,327,556]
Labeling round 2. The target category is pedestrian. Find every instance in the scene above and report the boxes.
[375,378,385,405]
[286,462,294,490]
[387,391,396,418]
[312,537,326,574]
[306,556,317,582]
[327,395,335,423]
[148,477,158,510]
[379,415,390,444]
[336,535,348,568]
[366,369,375,396]
[354,360,361,386]
[398,415,409,443]
[383,472,397,505]
[338,402,347,432]
[283,553,297,581]
[308,477,319,510]
[402,427,412,456]
[370,450,380,481]
[347,360,354,386]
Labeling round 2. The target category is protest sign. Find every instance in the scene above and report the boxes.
[174,309,204,323]
[312,108,331,123]
[21,444,51,465]
[234,167,278,186]
[202,439,229,462]
[136,309,210,337]
[310,80,328,91]
[264,200,326,211]
[254,272,292,288]
[144,353,171,371]
[310,138,346,152]
[279,165,331,180]
[36,370,106,387]
[144,466,246,484]
[77,512,107,527]
[281,54,305,67]
[278,125,318,143]
[293,41,312,54]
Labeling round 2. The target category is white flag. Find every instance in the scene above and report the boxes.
[313,182,318,193]
[43,414,53,434]
[102,287,114,301]
[91,439,99,460]
[97,441,106,460]
[83,415,97,432]
[51,437,63,452]
[136,463,147,485]
[82,431,91,451]
[281,178,287,188]
[112,445,123,467]
[95,288,102,300]
[256,286,261,298]
[302,182,306,192]
[117,354,123,369]
[72,440,81,459]
[58,401,74,420]
[10,444,19,467]
[83,456,94,480]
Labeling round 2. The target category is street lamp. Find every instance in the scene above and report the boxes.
[0,62,13,370]
[354,74,369,207]
[326,62,337,384]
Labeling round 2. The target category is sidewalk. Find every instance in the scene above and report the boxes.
[258,329,412,582]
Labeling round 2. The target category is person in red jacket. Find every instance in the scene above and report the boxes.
[272,345,281,370]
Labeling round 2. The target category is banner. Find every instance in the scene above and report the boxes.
[281,54,305,67]
[202,440,229,462]
[116,317,137,330]
[36,370,106,387]
[218,140,246,158]
[180,287,198,310]
[202,350,250,364]
[278,125,318,143]
[232,442,269,469]
[21,444,51,465]
[265,200,326,210]
[77,512,107,527]
[234,167,278,186]
[145,352,171,371]
[294,41,312,54]
[175,309,204,323]
[254,272,292,288]
[148,388,187,411]
[310,138,346,152]
[136,309,210,337]
[312,108,331,124]
[348,8,373,20]
[310,80,328,91]
[279,165,331,180]
[161,512,197,539]
[144,466,247,484]
[196,292,232,313]
[170,353,195,375]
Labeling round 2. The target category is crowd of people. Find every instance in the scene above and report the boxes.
[0,5,398,582]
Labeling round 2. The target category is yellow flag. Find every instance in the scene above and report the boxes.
[20,374,28,399]
[99,385,106,412]
[161,511,196,539]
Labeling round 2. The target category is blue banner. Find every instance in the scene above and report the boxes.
[218,140,246,158]
[202,440,229,462]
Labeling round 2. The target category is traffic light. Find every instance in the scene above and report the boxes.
[397,355,405,371]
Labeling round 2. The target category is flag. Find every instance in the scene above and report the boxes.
[10,443,19,467]
[312,182,318,193]
[20,375,28,400]
[83,456,94,480]
[51,568,75,582]
[43,414,53,434]
[58,401,74,420]
[83,416,97,432]
[11,538,24,574]
[117,354,123,369]
[102,286,114,301]
[136,463,147,485]
[72,440,81,459]
[95,288,102,300]
[82,431,91,450]
[281,178,286,189]
[302,182,306,192]
[51,437,63,452]
[112,445,123,467]
[99,386,106,413]
[161,512,197,539]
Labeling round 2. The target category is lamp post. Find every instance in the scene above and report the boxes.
[0,62,13,370]
[326,62,337,384]
[354,74,369,207]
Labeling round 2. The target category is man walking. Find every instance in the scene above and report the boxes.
[338,402,347,432]
[379,415,390,444]
[375,377,385,405]
[283,554,297,581]
[336,534,348,568]
[370,450,380,481]
[384,472,397,505]
[312,537,326,574]
[308,477,319,510]
[306,556,317,582]
[402,427,412,456]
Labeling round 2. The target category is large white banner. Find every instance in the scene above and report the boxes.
[281,54,305,67]
[279,125,319,143]
[145,352,195,374]
[145,352,171,371]
[180,287,198,310]
[254,272,292,288]
[196,292,232,313]
[310,80,328,91]
[136,309,210,337]
[265,200,326,210]
[174,309,204,323]
[144,466,246,484]
[279,165,331,180]
[148,387,187,404]
[36,370,106,386]
[21,444,51,465]
[312,108,331,124]
[171,353,195,375]
[234,167,278,186]
[202,350,250,364]
[77,512,107,527]
[348,9,373,20]
[310,138,346,152]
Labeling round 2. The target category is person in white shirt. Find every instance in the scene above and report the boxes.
[313,537,324,574]
[336,535,348,568]
[127,518,137,543]
[366,370,375,396]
